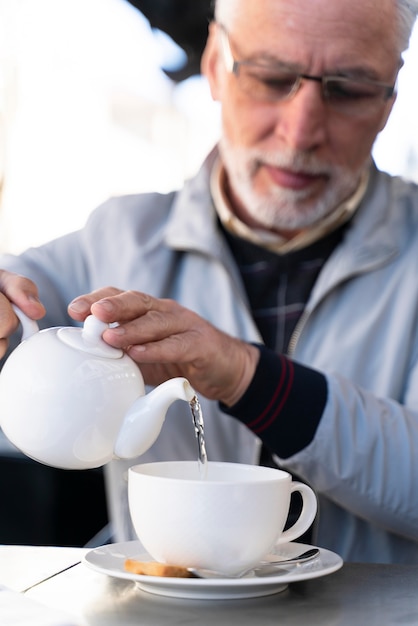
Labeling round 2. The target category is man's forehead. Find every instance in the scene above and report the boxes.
[229,0,397,36]
[228,0,399,72]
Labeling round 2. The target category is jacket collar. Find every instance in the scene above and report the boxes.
[165,149,400,278]
[164,147,227,258]
[308,163,401,308]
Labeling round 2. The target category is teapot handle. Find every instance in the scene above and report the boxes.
[12,305,40,341]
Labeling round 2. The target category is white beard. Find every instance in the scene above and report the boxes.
[219,138,366,231]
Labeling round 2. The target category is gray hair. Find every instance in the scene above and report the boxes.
[397,0,418,50]
[214,0,418,54]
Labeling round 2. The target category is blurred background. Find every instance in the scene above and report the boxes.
[0,0,417,547]
[0,0,219,253]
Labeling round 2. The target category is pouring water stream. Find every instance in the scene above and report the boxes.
[190,395,208,479]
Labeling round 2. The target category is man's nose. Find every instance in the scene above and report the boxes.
[273,81,328,152]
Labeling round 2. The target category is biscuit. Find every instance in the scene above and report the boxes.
[124,559,194,578]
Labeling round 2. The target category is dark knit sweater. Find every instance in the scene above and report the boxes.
[220,221,348,459]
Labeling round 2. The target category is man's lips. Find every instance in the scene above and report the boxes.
[264,164,327,190]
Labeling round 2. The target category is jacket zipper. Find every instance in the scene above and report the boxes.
[287,308,310,357]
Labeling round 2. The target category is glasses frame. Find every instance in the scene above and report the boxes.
[217,23,396,112]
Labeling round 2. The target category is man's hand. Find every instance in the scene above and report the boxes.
[69,289,259,406]
[0,270,46,358]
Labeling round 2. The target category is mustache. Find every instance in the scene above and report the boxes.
[245,147,335,177]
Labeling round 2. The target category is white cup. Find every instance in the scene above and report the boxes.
[128,461,317,575]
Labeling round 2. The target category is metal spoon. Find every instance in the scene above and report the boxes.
[188,547,320,579]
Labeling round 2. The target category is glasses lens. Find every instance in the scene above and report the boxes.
[238,65,299,101]
[324,78,390,115]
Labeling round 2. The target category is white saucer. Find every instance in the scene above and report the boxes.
[83,541,343,600]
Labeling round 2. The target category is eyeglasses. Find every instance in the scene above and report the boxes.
[218,24,396,118]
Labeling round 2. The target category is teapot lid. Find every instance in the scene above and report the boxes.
[57,315,123,359]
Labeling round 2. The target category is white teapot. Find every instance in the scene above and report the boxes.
[0,308,196,469]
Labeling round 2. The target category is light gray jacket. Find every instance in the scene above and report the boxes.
[1,154,418,563]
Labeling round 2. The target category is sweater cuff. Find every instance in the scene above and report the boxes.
[220,344,328,458]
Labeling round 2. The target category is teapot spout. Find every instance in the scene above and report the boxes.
[114,377,196,459]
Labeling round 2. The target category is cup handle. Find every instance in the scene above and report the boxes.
[277,481,318,544]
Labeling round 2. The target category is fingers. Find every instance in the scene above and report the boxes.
[0,271,46,358]
[91,290,161,323]
[68,288,260,405]
[0,270,45,319]
[68,287,123,321]
[0,338,8,359]
[103,299,198,353]
[71,290,189,347]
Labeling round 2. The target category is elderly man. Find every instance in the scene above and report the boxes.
[1,0,418,563]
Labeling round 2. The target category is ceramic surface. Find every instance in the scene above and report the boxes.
[83,540,343,600]
[128,461,318,576]
[0,310,194,469]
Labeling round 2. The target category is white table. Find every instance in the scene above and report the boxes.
[1,545,418,625]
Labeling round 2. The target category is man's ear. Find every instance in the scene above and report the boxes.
[201,22,223,101]
[378,92,397,133]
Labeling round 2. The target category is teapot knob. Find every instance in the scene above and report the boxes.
[58,315,124,358]
[81,315,111,345]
